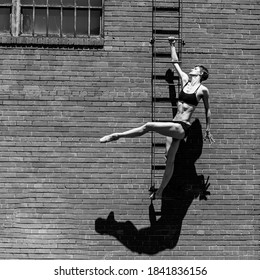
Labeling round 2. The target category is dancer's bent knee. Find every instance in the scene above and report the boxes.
[144,122,155,131]
[140,122,153,135]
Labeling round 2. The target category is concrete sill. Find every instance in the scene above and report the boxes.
[0,36,104,48]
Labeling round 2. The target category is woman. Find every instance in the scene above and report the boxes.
[100,37,214,199]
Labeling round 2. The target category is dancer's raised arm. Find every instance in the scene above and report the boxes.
[168,37,189,87]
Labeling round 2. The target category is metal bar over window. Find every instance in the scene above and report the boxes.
[19,0,104,37]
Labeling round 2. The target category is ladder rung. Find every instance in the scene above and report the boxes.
[153,102,178,105]
[152,74,179,80]
[153,53,171,58]
[153,6,180,12]
[152,60,177,64]
[153,52,181,58]
[152,97,170,102]
[153,155,165,158]
[153,57,182,62]
[153,81,180,86]
[153,176,164,180]
[153,29,180,35]
[152,165,166,170]
[153,37,182,42]
[152,143,165,148]
[153,59,182,65]
[153,107,176,111]
[153,53,182,59]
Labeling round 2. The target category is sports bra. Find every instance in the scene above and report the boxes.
[178,82,201,106]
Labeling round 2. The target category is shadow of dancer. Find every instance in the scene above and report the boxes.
[95,119,211,255]
[165,68,178,117]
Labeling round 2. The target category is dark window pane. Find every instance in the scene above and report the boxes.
[63,8,74,35]
[21,0,33,5]
[22,8,33,34]
[90,0,102,6]
[34,0,47,5]
[49,8,61,35]
[90,9,101,35]
[49,0,61,6]
[76,0,88,6]
[76,9,88,35]
[1,0,12,4]
[63,0,74,6]
[35,8,47,35]
[0,8,11,33]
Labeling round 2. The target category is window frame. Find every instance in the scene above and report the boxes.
[0,0,104,47]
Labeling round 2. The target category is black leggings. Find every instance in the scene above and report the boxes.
[172,121,191,137]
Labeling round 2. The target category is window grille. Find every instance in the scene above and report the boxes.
[0,0,104,39]
[20,0,103,37]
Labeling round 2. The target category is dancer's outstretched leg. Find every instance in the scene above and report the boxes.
[99,123,147,143]
[100,122,185,143]
[100,133,119,143]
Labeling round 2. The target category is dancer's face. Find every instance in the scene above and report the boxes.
[189,66,202,77]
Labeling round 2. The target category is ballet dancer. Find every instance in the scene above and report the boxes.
[100,37,214,199]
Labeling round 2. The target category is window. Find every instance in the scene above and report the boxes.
[0,0,104,47]
[0,0,12,34]
[20,0,103,37]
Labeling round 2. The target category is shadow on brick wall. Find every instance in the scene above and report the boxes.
[95,119,211,255]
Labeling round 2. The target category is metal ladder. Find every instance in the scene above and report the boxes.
[151,0,184,190]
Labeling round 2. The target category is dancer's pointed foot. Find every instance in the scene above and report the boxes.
[100,133,119,143]
[150,192,156,200]
[168,36,176,44]
[149,190,162,200]
[149,186,157,200]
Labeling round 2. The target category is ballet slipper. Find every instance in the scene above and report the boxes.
[149,191,157,200]
[149,189,162,200]
[100,133,119,143]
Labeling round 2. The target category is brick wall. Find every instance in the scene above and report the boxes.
[180,0,259,259]
[0,0,259,259]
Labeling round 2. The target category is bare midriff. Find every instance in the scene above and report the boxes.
[173,101,196,125]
